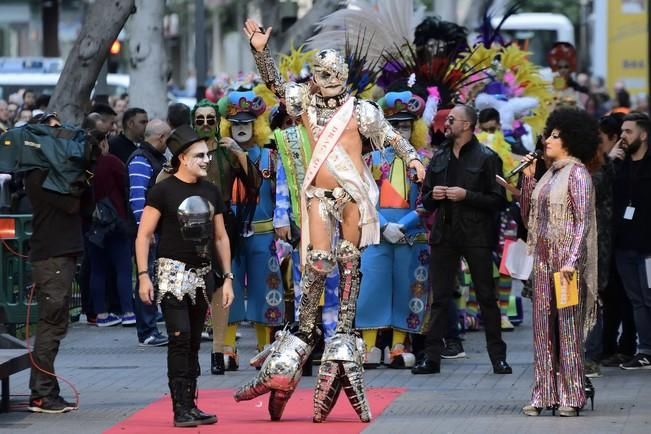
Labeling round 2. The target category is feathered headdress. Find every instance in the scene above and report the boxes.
[475,2,521,47]
[306,0,425,67]
[462,43,551,139]
[379,15,490,134]
[306,0,426,98]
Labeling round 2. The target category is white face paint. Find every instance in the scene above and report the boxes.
[182,141,210,178]
[391,120,413,142]
[231,122,253,144]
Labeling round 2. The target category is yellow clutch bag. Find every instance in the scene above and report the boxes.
[554,271,578,309]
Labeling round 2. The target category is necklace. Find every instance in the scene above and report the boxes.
[314,92,348,109]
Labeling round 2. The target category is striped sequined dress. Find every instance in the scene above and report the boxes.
[520,160,595,409]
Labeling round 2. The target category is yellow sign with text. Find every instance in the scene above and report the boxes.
[607,0,649,96]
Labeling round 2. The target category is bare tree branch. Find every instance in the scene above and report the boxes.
[48,0,136,125]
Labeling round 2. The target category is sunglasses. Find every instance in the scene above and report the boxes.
[446,116,468,124]
[195,116,217,126]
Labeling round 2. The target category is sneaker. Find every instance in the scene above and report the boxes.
[501,315,515,332]
[464,315,480,331]
[620,353,651,370]
[585,360,602,378]
[363,346,382,368]
[386,344,416,368]
[201,326,213,341]
[28,395,77,413]
[139,333,169,347]
[601,353,633,367]
[96,313,122,327]
[441,340,466,359]
[121,313,136,326]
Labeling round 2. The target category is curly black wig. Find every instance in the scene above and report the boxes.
[544,107,599,163]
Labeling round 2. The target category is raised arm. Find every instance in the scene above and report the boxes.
[244,18,307,116]
[244,19,284,99]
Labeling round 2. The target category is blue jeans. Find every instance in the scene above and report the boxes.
[134,242,160,341]
[615,249,651,354]
[89,231,133,314]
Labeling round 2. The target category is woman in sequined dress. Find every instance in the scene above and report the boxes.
[519,108,599,417]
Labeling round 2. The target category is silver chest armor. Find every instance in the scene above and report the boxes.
[177,195,214,259]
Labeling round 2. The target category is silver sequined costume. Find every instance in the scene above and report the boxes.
[235,47,421,422]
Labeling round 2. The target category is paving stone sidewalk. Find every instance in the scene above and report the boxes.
[0,302,649,433]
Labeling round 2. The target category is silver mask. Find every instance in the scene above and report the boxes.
[311,49,348,97]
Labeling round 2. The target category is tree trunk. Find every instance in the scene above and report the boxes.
[127,0,168,120]
[278,0,341,54]
[48,0,134,125]
[42,0,60,57]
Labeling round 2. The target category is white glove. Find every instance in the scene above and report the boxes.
[382,223,405,244]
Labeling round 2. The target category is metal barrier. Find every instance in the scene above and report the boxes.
[0,214,82,336]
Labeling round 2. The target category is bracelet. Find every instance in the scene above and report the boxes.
[137,270,149,276]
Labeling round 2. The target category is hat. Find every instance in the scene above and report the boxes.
[219,90,266,123]
[167,124,203,157]
[379,91,425,121]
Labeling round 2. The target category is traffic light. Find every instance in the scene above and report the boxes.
[108,40,121,73]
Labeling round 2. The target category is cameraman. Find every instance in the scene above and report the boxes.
[25,113,103,413]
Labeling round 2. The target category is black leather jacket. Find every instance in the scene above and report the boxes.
[422,136,505,247]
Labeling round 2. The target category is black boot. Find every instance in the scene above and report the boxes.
[169,378,202,427]
[584,376,595,411]
[211,352,225,375]
[188,378,217,425]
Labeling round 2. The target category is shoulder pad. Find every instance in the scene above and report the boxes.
[285,83,308,117]
[355,99,384,136]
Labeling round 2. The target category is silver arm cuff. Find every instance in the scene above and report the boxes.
[385,127,421,163]
[252,47,286,99]
[356,100,421,163]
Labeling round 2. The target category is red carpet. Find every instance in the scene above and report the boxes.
[105,387,405,433]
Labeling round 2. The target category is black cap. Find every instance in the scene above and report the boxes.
[227,111,256,122]
[167,124,203,157]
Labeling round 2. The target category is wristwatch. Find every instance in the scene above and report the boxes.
[223,272,234,280]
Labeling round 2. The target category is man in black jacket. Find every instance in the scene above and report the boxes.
[109,107,148,163]
[412,104,511,375]
[612,112,651,370]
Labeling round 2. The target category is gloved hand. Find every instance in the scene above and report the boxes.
[382,222,405,244]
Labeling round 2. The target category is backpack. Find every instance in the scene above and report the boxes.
[87,197,120,247]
